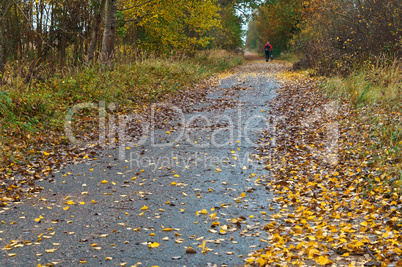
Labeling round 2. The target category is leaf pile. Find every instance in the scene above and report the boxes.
[247,71,402,266]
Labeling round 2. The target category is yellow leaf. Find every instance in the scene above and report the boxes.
[65,201,75,205]
[101,180,108,184]
[256,258,267,265]
[394,248,402,254]
[309,248,319,257]
[240,192,246,198]
[355,241,365,247]
[200,209,208,214]
[315,255,332,265]
[149,242,160,248]
[63,206,69,211]
[141,206,149,210]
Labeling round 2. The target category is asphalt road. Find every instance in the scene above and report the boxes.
[0,56,281,267]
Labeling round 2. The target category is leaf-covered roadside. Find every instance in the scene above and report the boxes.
[247,71,401,266]
[0,51,243,203]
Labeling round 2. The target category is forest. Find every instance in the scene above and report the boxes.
[1,0,399,79]
[0,0,253,73]
[0,1,401,266]
[246,0,400,75]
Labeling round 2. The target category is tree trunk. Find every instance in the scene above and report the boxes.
[14,2,22,60]
[0,24,7,75]
[0,0,12,75]
[100,0,116,66]
[88,0,106,64]
[59,34,67,67]
[36,1,43,61]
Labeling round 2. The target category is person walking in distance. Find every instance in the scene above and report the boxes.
[264,42,272,62]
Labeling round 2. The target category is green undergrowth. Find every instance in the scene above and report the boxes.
[322,58,401,192]
[277,51,301,63]
[0,49,243,166]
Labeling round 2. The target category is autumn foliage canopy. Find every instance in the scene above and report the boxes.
[247,0,401,75]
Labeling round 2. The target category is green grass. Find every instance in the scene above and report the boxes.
[277,51,301,63]
[323,58,401,107]
[321,58,401,191]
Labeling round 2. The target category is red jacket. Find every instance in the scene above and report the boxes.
[264,43,272,51]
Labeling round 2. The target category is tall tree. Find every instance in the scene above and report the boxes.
[0,0,12,75]
[101,0,117,65]
[211,1,245,50]
[88,0,106,63]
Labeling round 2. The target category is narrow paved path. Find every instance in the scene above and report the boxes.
[0,55,287,266]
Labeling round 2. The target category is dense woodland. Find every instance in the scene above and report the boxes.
[247,0,401,75]
[0,0,255,81]
[1,0,400,80]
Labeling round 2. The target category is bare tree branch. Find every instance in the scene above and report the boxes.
[0,0,13,20]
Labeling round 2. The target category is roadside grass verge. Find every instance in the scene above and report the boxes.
[0,49,243,195]
[322,58,401,192]
[277,51,301,63]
